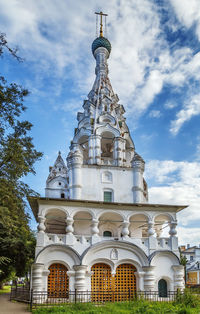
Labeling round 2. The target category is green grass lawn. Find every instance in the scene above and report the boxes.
[0,285,11,294]
[32,299,200,314]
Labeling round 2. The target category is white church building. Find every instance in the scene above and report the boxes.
[29,13,186,300]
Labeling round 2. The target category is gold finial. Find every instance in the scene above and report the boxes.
[95,11,108,37]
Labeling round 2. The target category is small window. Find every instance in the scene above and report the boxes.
[190,256,194,261]
[61,193,65,199]
[58,182,62,186]
[103,231,112,237]
[59,168,61,171]
[104,191,112,202]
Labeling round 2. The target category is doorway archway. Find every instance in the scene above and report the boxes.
[48,263,69,297]
[115,264,137,301]
[91,262,137,302]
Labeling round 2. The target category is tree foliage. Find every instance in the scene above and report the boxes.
[0,33,42,285]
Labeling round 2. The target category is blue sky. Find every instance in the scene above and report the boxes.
[0,0,200,245]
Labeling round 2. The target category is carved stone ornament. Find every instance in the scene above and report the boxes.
[110,248,118,260]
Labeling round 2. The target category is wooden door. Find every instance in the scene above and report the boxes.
[91,263,137,302]
[115,263,137,301]
[91,263,113,302]
[48,263,69,297]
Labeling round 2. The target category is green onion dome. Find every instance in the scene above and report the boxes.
[92,37,111,56]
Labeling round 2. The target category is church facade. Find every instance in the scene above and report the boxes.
[29,18,186,298]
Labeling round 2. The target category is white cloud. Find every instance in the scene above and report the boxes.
[1,0,200,133]
[177,227,200,246]
[165,102,177,109]
[149,110,161,118]
[169,0,200,41]
[170,94,200,135]
[146,159,200,245]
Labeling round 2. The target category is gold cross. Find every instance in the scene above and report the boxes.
[95,11,108,37]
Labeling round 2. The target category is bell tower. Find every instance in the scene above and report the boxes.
[65,12,148,203]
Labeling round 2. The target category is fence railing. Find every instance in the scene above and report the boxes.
[10,287,182,310]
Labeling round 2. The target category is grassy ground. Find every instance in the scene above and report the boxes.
[32,300,200,314]
[0,285,11,294]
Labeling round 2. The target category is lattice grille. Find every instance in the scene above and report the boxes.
[114,263,136,301]
[91,263,113,302]
[91,263,137,302]
[48,263,69,297]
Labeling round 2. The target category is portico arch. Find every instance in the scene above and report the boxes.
[73,211,93,236]
[35,244,80,270]
[154,214,173,237]
[45,209,67,234]
[81,240,149,269]
[48,263,69,297]
[98,212,124,238]
[129,213,149,238]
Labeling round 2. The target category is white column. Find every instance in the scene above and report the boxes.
[147,220,155,237]
[132,155,145,203]
[135,271,145,291]
[73,265,87,293]
[169,221,178,251]
[88,136,95,164]
[114,137,126,166]
[172,265,185,290]
[65,216,76,245]
[36,216,46,255]
[38,216,46,233]
[94,135,101,165]
[42,270,50,292]
[121,220,130,239]
[147,220,157,254]
[67,144,83,200]
[32,263,44,291]
[91,218,100,244]
[142,266,156,291]
[169,221,177,237]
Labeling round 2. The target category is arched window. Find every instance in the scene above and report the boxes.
[101,132,114,159]
[61,193,65,199]
[103,230,112,237]
[158,279,167,297]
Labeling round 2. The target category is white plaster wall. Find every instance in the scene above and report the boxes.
[82,242,148,272]
[74,220,91,236]
[151,253,179,290]
[36,248,79,269]
[81,166,133,203]
[45,188,67,198]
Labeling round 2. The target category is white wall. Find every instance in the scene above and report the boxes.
[81,166,133,203]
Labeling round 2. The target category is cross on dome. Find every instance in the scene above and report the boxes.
[95,11,108,37]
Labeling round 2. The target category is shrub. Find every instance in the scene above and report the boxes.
[175,289,200,308]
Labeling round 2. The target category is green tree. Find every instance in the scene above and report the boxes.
[0,33,43,287]
[179,249,188,284]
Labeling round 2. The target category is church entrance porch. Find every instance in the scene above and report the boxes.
[91,263,137,302]
[48,263,69,298]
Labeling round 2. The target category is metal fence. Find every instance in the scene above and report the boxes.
[10,285,31,303]
[10,287,181,310]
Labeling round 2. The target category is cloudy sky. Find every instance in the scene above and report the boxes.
[0,0,200,245]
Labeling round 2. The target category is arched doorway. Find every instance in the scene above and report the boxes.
[158,279,168,297]
[91,263,112,302]
[115,264,137,301]
[48,263,69,297]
